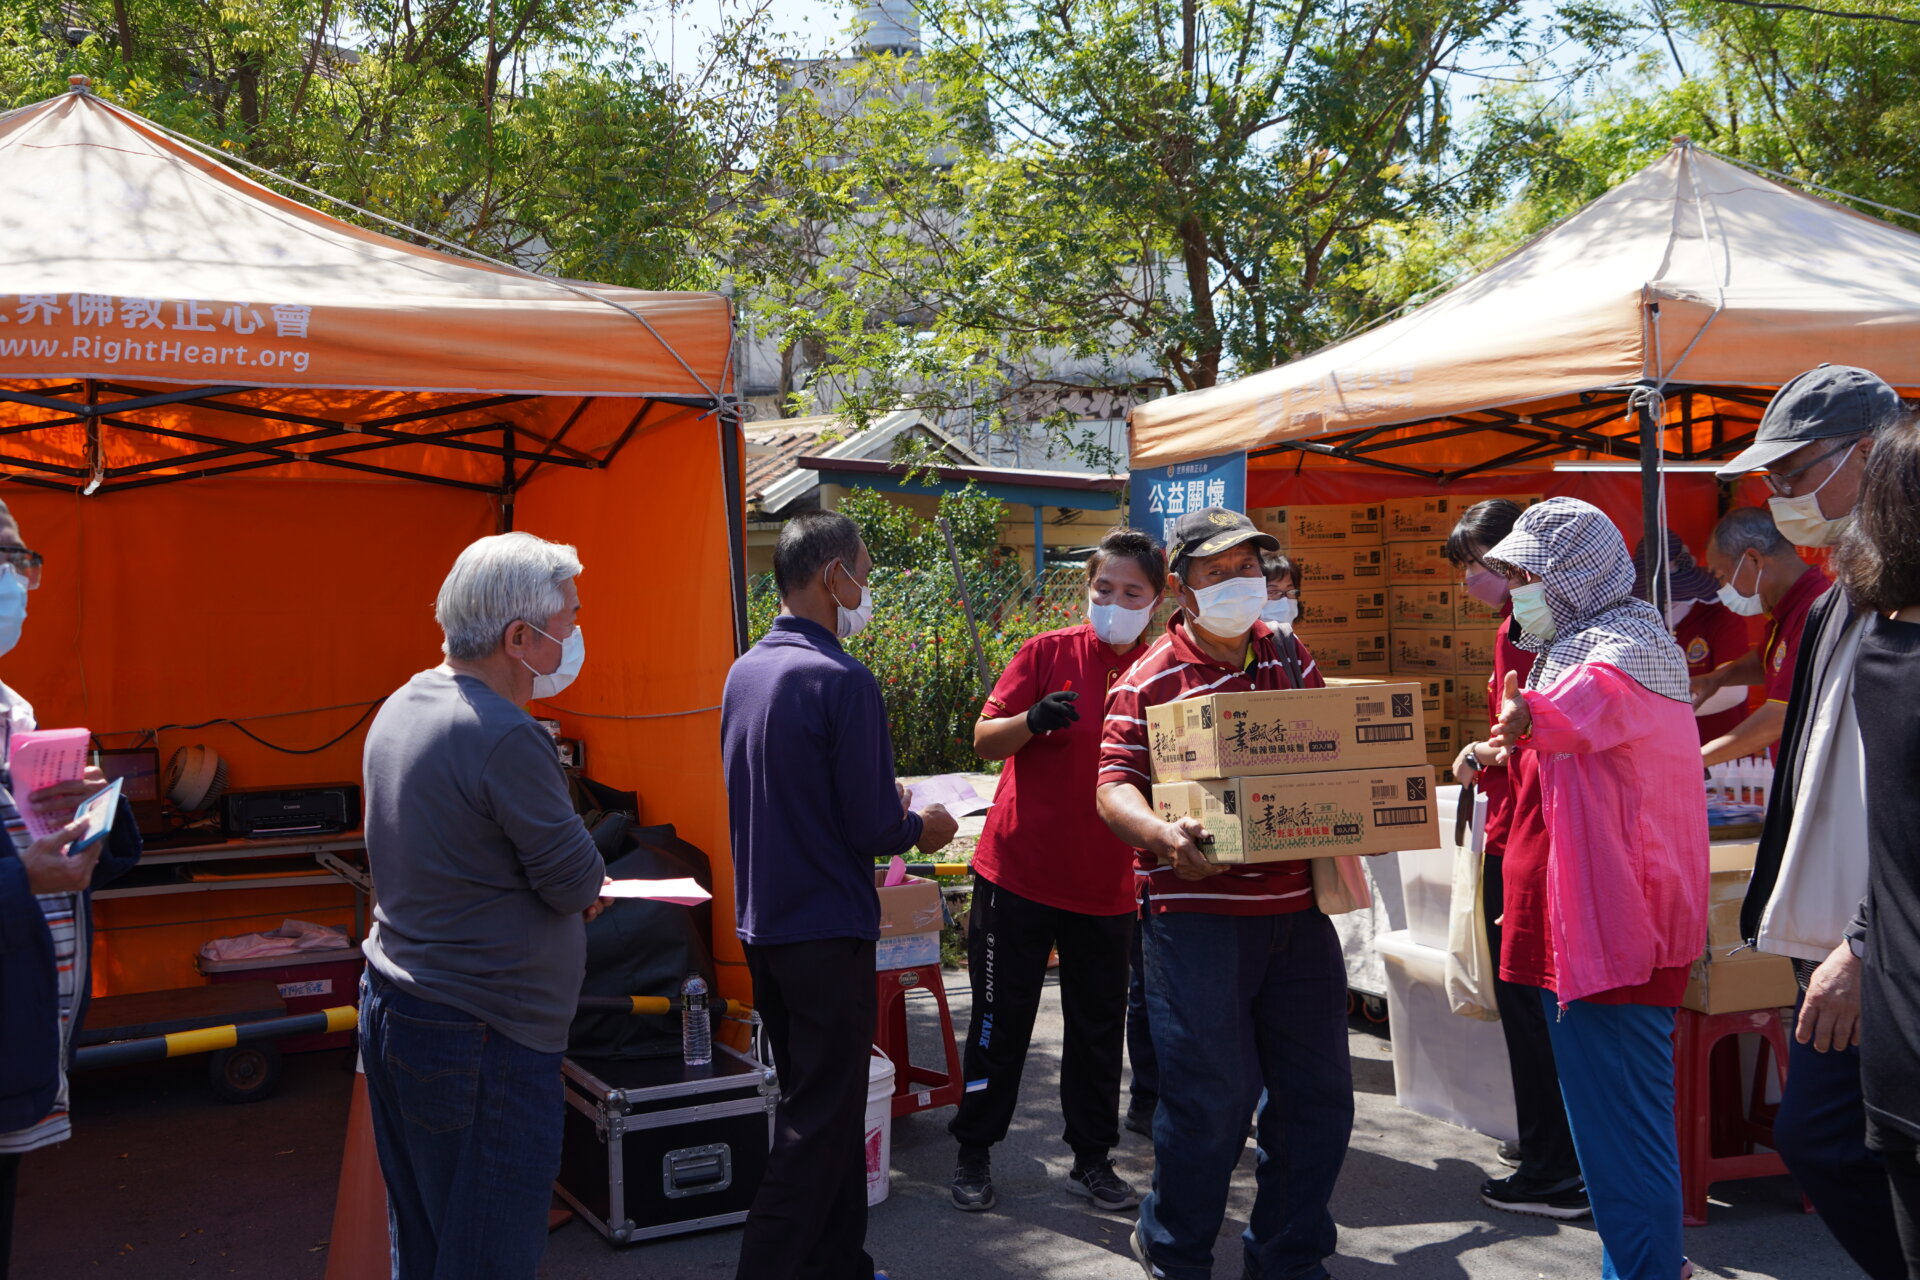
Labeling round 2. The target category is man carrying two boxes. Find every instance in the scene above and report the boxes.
[1096,507,1438,1280]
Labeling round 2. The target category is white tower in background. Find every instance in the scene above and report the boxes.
[855,0,919,54]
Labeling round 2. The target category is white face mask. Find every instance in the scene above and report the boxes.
[1509,582,1558,640]
[1767,442,1856,548]
[1187,576,1268,638]
[830,562,873,641]
[1665,598,1697,628]
[523,623,585,699]
[1716,555,1766,617]
[0,567,25,658]
[1261,597,1300,627]
[1089,599,1153,646]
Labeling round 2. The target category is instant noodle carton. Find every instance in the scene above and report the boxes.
[1249,504,1385,548]
[1306,630,1391,677]
[1386,540,1453,584]
[1389,584,1461,628]
[1153,766,1439,864]
[1292,546,1388,588]
[1385,493,1545,541]
[1145,683,1426,782]
[1296,588,1389,631]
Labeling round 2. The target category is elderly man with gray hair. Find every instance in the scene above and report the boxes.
[359,531,609,1280]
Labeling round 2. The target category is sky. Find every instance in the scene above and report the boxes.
[639,0,1673,108]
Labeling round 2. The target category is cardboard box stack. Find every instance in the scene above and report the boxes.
[1260,503,1389,679]
[1148,684,1439,867]
[1379,493,1542,769]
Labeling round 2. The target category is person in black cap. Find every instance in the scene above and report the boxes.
[1094,507,1352,1280]
[1720,363,1911,1280]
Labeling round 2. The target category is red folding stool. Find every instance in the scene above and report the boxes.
[874,963,964,1119]
[1672,1005,1811,1225]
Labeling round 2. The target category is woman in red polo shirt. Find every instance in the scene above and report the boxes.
[947,527,1165,1216]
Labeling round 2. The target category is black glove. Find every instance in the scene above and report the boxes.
[1026,690,1080,734]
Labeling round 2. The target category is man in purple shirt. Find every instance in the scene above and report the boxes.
[722,509,957,1280]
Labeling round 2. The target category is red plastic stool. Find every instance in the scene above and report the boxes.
[1672,1005,1809,1225]
[874,963,963,1118]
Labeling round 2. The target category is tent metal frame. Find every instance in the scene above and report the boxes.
[0,376,754,650]
[0,379,735,498]
[1245,385,1765,484]
[1243,381,1774,623]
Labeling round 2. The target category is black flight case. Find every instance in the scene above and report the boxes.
[554,1042,777,1244]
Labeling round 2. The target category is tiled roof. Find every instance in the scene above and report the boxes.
[744,419,832,503]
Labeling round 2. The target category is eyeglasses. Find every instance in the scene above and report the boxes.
[1763,438,1856,497]
[0,546,42,589]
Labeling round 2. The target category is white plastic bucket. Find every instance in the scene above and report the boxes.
[864,1048,896,1206]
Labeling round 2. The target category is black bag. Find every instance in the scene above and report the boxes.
[569,822,718,1060]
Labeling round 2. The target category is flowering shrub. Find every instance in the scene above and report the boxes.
[747,485,1094,774]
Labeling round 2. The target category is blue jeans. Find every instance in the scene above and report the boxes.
[1137,909,1352,1280]
[359,970,566,1280]
[1774,995,1904,1280]
[1540,992,1681,1280]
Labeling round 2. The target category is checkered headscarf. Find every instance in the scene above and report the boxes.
[1485,498,1692,702]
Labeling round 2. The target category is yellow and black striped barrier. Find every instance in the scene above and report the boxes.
[74,1006,360,1071]
[72,995,754,1072]
[896,862,971,878]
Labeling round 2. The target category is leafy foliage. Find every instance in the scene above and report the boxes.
[732,0,1563,436]
[747,485,1089,774]
[0,0,782,289]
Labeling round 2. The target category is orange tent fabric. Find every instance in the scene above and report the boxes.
[0,89,729,402]
[0,89,749,1004]
[1131,142,1920,476]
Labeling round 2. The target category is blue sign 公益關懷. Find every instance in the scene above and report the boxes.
[1128,452,1248,548]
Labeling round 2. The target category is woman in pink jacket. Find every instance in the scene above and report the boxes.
[1485,497,1708,1280]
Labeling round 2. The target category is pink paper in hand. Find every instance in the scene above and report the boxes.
[599,878,711,906]
[884,855,908,887]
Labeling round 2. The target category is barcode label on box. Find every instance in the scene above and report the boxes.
[1371,784,1399,801]
[1355,724,1415,743]
[1373,806,1430,827]
[1357,700,1384,717]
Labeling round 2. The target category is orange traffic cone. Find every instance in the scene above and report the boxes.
[326,1060,391,1280]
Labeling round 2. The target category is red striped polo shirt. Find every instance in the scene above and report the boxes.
[1098,615,1325,914]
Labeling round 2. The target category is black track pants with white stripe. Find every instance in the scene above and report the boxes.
[947,870,1133,1158]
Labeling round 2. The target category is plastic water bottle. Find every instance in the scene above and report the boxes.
[681,973,712,1067]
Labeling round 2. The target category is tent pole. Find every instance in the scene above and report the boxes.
[719,409,750,655]
[1636,389,1668,621]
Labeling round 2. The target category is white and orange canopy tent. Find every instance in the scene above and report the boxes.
[1131,141,1920,585]
[0,83,751,1004]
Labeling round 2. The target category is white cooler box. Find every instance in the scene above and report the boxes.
[1376,928,1516,1142]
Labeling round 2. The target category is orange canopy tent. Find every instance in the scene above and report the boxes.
[0,83,750,1002]
[1129,141,1920,585]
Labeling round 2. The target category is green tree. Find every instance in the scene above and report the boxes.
[1387,0,1920,301]
[734,0,1554,439]
[0,0,783,289]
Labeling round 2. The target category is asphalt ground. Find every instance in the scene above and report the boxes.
[13,970,1855,1279]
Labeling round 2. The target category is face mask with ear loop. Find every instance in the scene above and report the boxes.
[0,566,25,658]
[522,623,585,699]
[1188,576,1269,637]
[1509,582,1558,640]
[1768,441,1858,548]
[1717,554,1767,617]
[830,561,874,641]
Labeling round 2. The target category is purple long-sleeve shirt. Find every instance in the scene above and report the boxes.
[722,615,924,945]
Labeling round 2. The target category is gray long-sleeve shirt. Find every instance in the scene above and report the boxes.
[362,669,604,1052]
